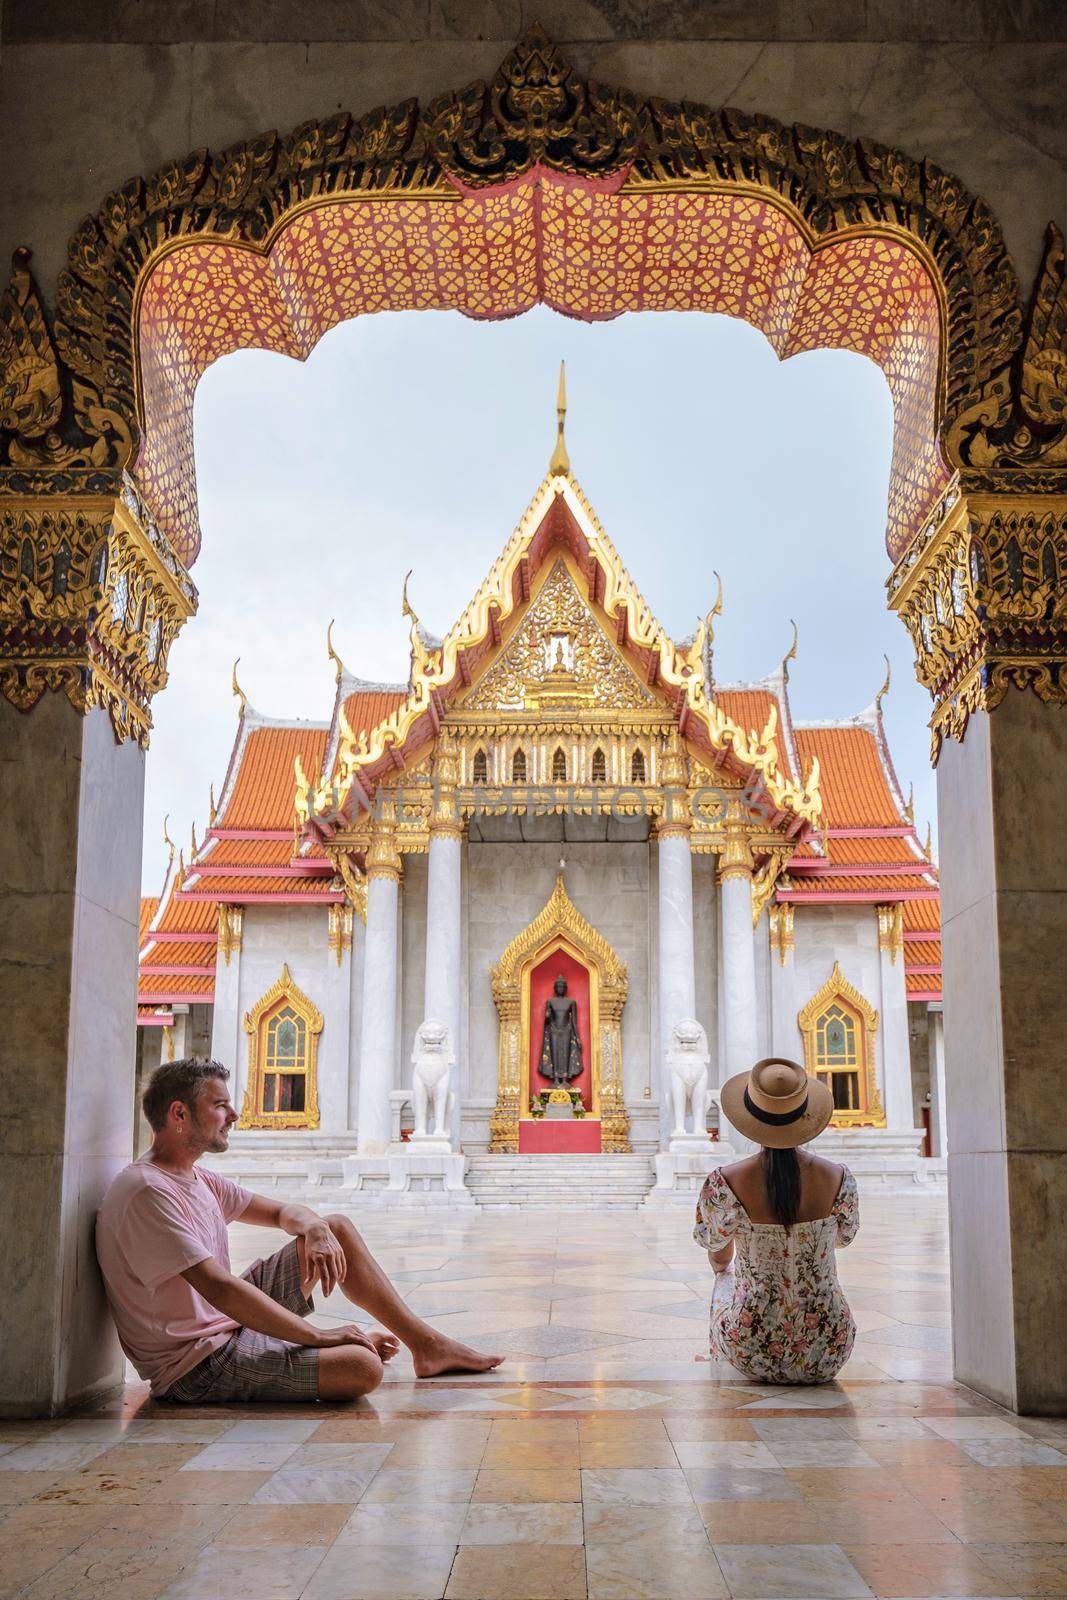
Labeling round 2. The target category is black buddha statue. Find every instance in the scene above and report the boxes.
[538,976,582,1085]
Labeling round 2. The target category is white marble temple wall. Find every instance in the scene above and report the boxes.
[879,931,918,1132]
[400,851,428,1096]
[754,908,773,1060]
[347,911,365,1132]
[792,904,885,1083]
[692,853,719,1082]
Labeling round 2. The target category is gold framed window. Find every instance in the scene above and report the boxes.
[472,748,488,784]
[238,964,323,1129]
[797,962,885,1128]
[552,746,567,782]
[512,747,527,783]
[591,746,607,782]
[631,748,646,783]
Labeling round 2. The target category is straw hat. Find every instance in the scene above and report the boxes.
[720,1057,834,1149]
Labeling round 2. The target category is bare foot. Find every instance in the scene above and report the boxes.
[368,1331,400,1362]
[412,1334,504,1378]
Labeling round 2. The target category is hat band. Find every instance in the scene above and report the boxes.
[743,1087,810,1126]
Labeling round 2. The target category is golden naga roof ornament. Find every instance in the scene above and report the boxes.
[678,571,722,680]
[549,361,570,476]
[924,821,934,861]
[783,618,799,681]
[874,654,892,714]
[905,782,915,825]
[231,657,247,716]
[326,619,345,686]
[401,571,440,684]
[161,813,176,863]
[208,783,217,826]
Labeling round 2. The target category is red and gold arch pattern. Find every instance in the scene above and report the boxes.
[137,175,945,568]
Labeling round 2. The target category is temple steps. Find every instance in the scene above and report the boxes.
[464,1153,656,1209]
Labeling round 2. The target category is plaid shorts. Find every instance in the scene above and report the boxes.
[164,1239,321,1404]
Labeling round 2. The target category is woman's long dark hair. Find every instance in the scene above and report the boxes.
[761,1146,801,1228]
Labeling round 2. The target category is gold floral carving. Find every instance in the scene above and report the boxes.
[239,964,323,1131]
[797,962,886,1130]
[888,487,1067,759]
[217,904,243,966]
[328,902,354,965]
[752,849,790,927]
[489,874,630,1153]
[769,902,795,965]
[0,478,196,745]
[326,847,368,925]
[877,903,904,964]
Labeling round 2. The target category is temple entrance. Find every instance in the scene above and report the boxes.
[490,875,629,1155]
[2,24,1066,1416]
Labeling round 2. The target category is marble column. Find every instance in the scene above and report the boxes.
[939,692,1067,1413]
[0,698,144,1416]
[927,1004,948,1159]
[210,907,244,1107]
[719,863,759,1082]
[423,827,463,1143]
[355,818,402,1153]
[656,825,697,1044]
[877,905,916,1132]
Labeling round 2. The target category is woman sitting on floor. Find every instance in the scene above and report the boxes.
[694,1057,859,1385]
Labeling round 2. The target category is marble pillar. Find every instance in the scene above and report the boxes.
[768,903,799,1058]
[877,908,916,1132]
[422,827,463,1147]
[0,699,144,1416]
[927,1004,948,1159]
[656,825,696,1047]
[356,823,402,1153]
[939,693,1067,1414]
[210,913,243,1105]
[720,869,759,1081]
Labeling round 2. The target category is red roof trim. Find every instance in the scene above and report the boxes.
[822,826,916,838]
[208,828,294,841]
[904,963,943,976]
[790,860,934,878]
[903,929,941,942]
[176,891,344,903]
[778,889,940,903]
[139,964,216,977]
[188,864,332,879]
[136,990,213,1005]
[908,989,943,1002]
[141,930,219,946]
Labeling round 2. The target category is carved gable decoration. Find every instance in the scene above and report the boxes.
[462,559,655,713]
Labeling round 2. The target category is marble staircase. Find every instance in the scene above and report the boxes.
[464,1153,656,1209]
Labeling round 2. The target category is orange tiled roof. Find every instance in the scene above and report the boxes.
[220,723,329,831]
[137,973,215,997]
[903,939,941,964]
[713,687,794,781]
[793,725,905,828]
[139,896,159,944]
[903,898,941,934]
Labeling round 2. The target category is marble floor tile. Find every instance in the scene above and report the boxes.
[157,1542,320,1600]
[249,1466,378,1504]
[582,1502,709,1545]
[697,1498,834,1543]
[481,1440,579,1469]
[221,1503,353,1546]
[20,1541,193,1600]
[0,1438,115,1472]
[586,1535,728,1598]
[459,1501,584,1544]
[472,1468,583,1502]
[445,1542,586,1599]
[763,1439,882,1469]
[581,1467,693,1505]
[673,1440,781,1470]
[957,1439,1067,1468]
[361,1469,478,1503]
[336,1501,469,1545]
[577,1435,679,1466]
[968,1539,1067,1594]
[683,1468,804,1502]
[179,1440,299,1472]
[840,1540,1013,1597]
[281,1442,395,1472]
[305,1542,459,1599]
[712,1540,876,1598]
[146,1469,273,1503]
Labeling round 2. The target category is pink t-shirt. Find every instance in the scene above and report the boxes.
[95,1155,252,1395]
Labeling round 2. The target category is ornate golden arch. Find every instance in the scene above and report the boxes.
[489,874,629,1152]
[797,961,885,1129]
[239,963,323,1130]
[2,26,1065,762]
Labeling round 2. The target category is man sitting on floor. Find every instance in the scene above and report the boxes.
[96,1059,503,1404]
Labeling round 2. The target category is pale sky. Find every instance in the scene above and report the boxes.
[141,306,935,894]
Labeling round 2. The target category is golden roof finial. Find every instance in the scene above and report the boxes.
[326,618,344,686]
[904,782,914,825]
[162,813,176,863]
[190,821,199,859]
[706,570,724,642]
[924,821,933,861]
[231,657,247,716]
[783,618,798,681]
[208,783,217,826]
[549,360,570,475]
[874,653,892,713]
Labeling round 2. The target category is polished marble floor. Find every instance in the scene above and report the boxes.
[3,1192,1067,1599]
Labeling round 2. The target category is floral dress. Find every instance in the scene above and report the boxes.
[693,1166,860,1384]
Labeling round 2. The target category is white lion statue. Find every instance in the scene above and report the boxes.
[410,1019,455,1142]
[666,1017,713,1139]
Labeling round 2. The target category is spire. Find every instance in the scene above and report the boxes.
[326,619,345,686]
[783,619,798,682]
[549,360,570,475]
[209,783,217,826]
[874,654,891,714]
[231,657,248,716]
[162,813,176,863]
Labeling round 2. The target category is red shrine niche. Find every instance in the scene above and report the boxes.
[528,946,593,1112]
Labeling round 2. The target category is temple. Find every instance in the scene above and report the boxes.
[137,376,943,1206]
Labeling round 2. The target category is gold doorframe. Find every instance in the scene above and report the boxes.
[489,875,629,1152]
